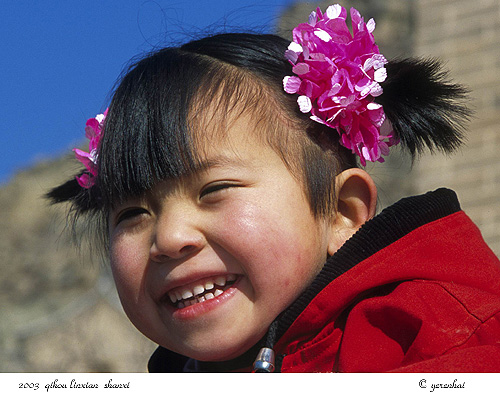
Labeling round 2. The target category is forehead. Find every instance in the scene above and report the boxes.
[188,86,278,161]
[189,111,276,173]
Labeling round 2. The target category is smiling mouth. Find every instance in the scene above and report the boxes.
[165,274,238,309]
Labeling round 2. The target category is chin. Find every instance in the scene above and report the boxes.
[164,333,262,362]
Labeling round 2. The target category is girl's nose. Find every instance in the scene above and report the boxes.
[149,209,205,262]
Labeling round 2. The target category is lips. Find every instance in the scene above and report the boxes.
[164,274,237,309]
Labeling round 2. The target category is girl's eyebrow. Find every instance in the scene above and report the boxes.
[194,155,247,172]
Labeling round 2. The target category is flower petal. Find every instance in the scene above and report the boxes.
[76,173,93,188]
[314,29,332,42]
[297,95,313,113]
[370,83,384,97]
[283,76,302,94]
[308,10,317,25]
[325,4,343,19]
[374,67,387,83]
[73,148,92,167]
[366,18,376,33]
[292,62,310,76]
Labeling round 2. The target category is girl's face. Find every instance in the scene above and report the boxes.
[109,114,333,362]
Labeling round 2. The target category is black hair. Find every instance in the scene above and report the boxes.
[47,32,470,248]
[376,58,470,156]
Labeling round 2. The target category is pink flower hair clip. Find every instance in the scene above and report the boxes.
[73,108,108,188]
[283,4,399,165]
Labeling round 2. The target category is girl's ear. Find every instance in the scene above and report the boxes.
[327,168,377,255]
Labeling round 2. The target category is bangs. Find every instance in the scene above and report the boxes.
[98,48,210,208]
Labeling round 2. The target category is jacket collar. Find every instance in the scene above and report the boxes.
[266,188,461,356]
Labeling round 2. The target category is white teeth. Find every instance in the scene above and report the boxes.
[168,274,238,307]
[193,285,205,296]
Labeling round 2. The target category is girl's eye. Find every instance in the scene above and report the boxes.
[200,182,239,200]
[115,208,149,225]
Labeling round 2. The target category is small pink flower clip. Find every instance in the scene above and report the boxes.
[283,4,399,165]
[73,108,108,188]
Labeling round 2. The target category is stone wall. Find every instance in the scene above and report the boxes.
[411,0,500,254]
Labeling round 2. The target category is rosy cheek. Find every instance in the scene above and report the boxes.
[109,240,146,302]
[221,198,324,301]
[216,202,298,283]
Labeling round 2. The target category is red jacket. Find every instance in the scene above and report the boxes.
[149,189,500,372]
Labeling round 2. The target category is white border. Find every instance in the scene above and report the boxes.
[3,373,500,394]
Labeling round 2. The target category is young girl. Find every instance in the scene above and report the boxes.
[49,5,500,372]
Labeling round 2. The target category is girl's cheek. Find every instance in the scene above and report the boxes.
[215,200,290,268]
[220,196,325,287]
[109,237,145,296]
[216,200,266,241]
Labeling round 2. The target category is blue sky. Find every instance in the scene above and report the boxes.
[1,0,297,184]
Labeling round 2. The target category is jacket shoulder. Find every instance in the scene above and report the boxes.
[338,279,500,372]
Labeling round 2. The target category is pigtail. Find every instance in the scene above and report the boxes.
[377,58,472,158]
[46,174,108,258]
[46,173,101,213]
